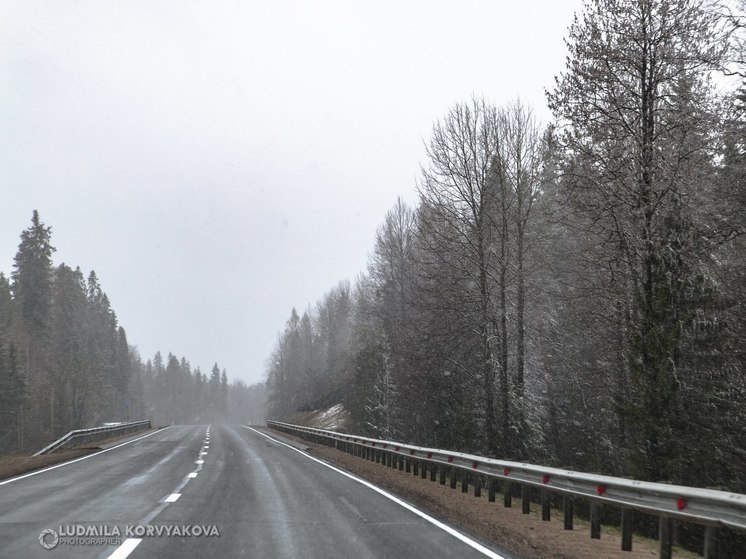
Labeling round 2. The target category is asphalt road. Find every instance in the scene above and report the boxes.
[0,424,509,559]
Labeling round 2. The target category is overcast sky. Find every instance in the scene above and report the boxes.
[0,0,583,386]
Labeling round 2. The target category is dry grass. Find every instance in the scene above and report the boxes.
[0,428,155,481]
[0,450,93,481]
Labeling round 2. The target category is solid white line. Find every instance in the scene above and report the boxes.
[246,427,506,559]
[106,537,142,559]
[164,493,181,503]
[0,428,172,486]
[188,472,198,478]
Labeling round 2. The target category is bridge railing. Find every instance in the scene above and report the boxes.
[267,419,746,559]
[33,420,152,456]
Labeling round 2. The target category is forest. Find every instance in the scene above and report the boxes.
[0,210,266,454]
[265,0,746,499]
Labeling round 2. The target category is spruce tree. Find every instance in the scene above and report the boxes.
[546,0,730,481]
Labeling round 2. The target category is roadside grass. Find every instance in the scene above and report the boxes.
[0,450,93,481]
[0,428,156,481]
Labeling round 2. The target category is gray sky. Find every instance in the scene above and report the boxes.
[0,0,583,386]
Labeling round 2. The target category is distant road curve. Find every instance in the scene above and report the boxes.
[0,424,513,559]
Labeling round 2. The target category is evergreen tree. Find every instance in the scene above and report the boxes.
[209,363,221,420]
[49,264,90,434]
[0,273,14,341]
[11,211,55,442]
[0,340,26,453]
[11,210,55,344]
[547,0,730,481]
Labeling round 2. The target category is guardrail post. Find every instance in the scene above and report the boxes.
[563,495,573,530]
[703,526,717,559]
[504,481,512,507]
[422,461,428,479]
[462,471,469,493]
[590,503,601,539]
[541,489,550,521]
[399,456,404,471]
[474,476,481,498]
[413,459,419,476]
[405,458,411,473]
[659,517,673,559]
[450,468,457,489]
[522,485,530,514]
[439,465,446,485]
[621,508,633,551]
[430,463,437,481]
[488,478,497,502]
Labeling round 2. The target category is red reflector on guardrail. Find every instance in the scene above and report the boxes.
[503,467,511,476]
[543,475,550,484]
[677,498,687,511]
[448,456,454,463]
[472,462,479,469]
[597,485,605,495]
[427,452,432,458]
[409,449,415,455]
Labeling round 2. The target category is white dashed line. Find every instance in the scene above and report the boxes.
[188,472,198,478]
[164,493,181,503]
[195,459,204,464]
[106,537,142,559]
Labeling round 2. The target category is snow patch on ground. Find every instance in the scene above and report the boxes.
[287,404,351,432]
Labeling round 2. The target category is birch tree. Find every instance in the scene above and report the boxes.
[418,97,507,454]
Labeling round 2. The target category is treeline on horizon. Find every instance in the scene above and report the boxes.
[265,0,745,505]
[0,211,266,454]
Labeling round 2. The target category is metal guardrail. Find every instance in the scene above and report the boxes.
[267,419,746,559]
[33,420,152,456]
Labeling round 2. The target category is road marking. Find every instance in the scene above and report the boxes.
[195,459,204,464]
[164,493,181,503]
[0,428,172,486]
[188,472,198,478]
[339,495,366,521]
[246,427,507,559]
[106,537,142,559]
